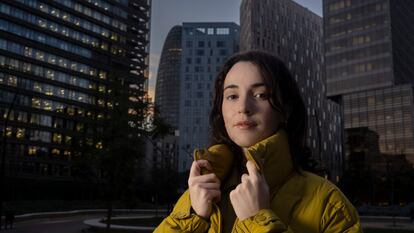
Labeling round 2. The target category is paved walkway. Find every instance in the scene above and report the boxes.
[1,210,413,232]
[361,216,414,231]
[1,214,100,233]
[362,222,414,231]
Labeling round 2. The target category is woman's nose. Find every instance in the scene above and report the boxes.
[238,96,252,114]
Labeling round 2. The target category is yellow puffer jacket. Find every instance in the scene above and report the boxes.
[154,130,362,232]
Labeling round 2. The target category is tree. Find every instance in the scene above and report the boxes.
[89,72,148,230]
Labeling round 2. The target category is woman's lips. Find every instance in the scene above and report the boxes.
[234,121,257,129]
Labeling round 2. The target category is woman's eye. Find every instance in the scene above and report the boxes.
[254,93,269,99]
[225,94,238,100]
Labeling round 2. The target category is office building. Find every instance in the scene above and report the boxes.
[148,25,182,176]
[324,0,414,166]
[178,22,240,172]
[241,0,343,180]
[0,0,151,197]
[155,25,182,130]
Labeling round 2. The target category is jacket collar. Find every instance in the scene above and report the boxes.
[246,129,302,225]
[244,129,295,193]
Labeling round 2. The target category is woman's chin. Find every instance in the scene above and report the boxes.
[232,137,258,148]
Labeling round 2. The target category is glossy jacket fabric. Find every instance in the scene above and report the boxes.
[154,130,363,233]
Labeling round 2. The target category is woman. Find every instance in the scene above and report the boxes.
[155,51,362,232]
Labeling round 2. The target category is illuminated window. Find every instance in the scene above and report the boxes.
[35,51,44,61]
[44,86,53,96]
[99,71,107,80]
[32,98,41,108]
[43,100,52,110]
[56,104,65,113]
[24,47,33,56]
[67,107,75,116]
[65,135,72,144]
[5,127,12,137]
[97,99,105,107]
[51,148,61,156]
[46,70,55,79]
[96,141,103,149]
[27,146,37,156]
[53,133,62,143]
[71,63,77,71]
[86,111,94,118]
[64,150,71,157]
[34,83,42,92]
[107,102,113,109]
[58,89,65,97]
[7,75,17,86]
[76,122,84,132]
[16,128,25,139]
[17,112,27,123]
[101,43,108,50]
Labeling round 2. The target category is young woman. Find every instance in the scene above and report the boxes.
[155,51,362,232]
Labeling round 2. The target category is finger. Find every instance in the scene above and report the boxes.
[246,160,259,178]
[196,173,220,183]
[207,189,221,202]
[189,160,212,177]
[241,173,249,183]
[229,188,240,205]
[197,182,220,190]
[189,173,220,187]
[229,190,236,203]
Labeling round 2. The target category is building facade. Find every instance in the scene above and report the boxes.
[241,0,344,180]
[0,0,151,197]
[178,22,240,172]
[324,0,414,167]
[155,25,182,130]
[149,26,182,177]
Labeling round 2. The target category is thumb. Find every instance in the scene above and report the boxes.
[246,160,259,177]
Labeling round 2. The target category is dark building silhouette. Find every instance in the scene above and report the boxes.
[324,0,414,166]
[147,26,182,180]
[0,0,151,198]
[155,25,182,130]
[343,127,414,204]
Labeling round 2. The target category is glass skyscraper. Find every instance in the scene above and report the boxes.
[0,0,151,196]
[324,0,414,165]
[155,25,182,130]
[178,22,240,172]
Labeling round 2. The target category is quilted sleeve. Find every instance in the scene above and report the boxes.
[154,212,210,233]
[321,189,363,233]
[233,209,295,233]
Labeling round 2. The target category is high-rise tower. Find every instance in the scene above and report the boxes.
[324,0,414,165]
[0,0,151,196]
[241,0,343,180]
[178,22,240,172]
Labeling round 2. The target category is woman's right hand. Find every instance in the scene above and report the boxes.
[188,160,221,219]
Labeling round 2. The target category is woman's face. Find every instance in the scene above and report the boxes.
[222,61,283,148]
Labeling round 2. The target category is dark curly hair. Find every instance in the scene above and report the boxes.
[209,50,313,172]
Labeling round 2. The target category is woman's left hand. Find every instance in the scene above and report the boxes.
[230,160,270,220]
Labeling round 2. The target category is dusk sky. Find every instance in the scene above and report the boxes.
[148,0,323,99]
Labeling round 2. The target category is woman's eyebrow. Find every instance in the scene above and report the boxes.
[251,83,267,88]
[224,83,267,91]
[224,84,238,90]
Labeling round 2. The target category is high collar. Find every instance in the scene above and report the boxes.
[194,129,295,194]
[244,129,295,193]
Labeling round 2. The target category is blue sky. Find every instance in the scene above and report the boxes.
[148,0,322,99]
